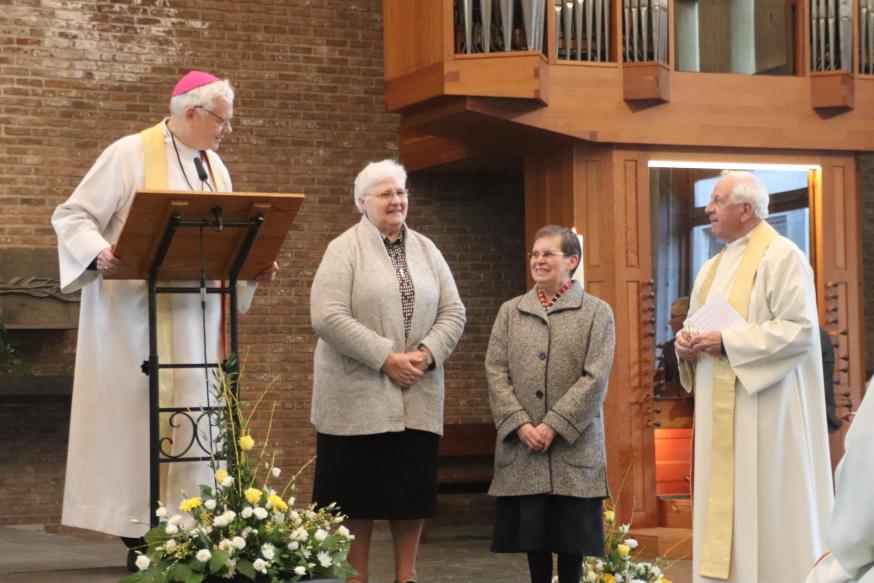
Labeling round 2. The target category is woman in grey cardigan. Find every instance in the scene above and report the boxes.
[486,225,615,583]
[310,159,465,583]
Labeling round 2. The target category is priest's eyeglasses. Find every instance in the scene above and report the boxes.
[528,251,567,260]
[371,188,409,200]
[196,106,233,128]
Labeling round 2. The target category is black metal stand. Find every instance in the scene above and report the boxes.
[143,209,265,526]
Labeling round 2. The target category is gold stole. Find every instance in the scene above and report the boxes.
[696,220,778,580]
[139,121,226,499]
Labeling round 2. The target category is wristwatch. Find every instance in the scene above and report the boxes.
[419,345,434,367]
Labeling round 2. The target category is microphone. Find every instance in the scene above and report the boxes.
[193,156,213,190]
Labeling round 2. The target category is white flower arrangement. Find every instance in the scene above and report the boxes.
[576,505,677,583]
[122,367,355,583]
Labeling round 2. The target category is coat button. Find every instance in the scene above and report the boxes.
[538,351,547,360]
[535,390,544,399]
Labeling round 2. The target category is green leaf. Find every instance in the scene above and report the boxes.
[209,549,230,574]
[144,527,171,547]
[184,571,205,583]
[235,558,257,580]
[167,563,195,582]
[119,572,146,583]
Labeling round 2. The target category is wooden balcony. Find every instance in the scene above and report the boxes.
[384,0,874,168]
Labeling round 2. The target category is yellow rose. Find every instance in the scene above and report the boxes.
[660,579,672,583]
[179,497,202,512]
[604,509,615,524]
[603,575,616,583]
[244,487,263,504]
[239,435,255,451]
[268,494,288,512]
[215,469,229,482]
[617,544,630,558]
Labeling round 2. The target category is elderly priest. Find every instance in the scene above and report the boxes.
[52,71,276,566]
[676,171,833,583]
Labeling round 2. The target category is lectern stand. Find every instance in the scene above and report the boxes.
[107,189,303,526]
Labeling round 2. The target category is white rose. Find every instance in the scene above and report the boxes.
[213,515,228,528]
[272,467,281,478]
[261,543,276,560]
[164,539,177,552]
[241,506,254,518]
[253,507,269,520]
[291,527,308,541]
[337,525,351,538]
[135,554,151,571]
[155,507,167,519]
[317,551,333,568]
[625,537,639,549]
[168,514,182,526]
[294,565,306,575]
[196,549,211,562]
[219,539,234,553]
[181,518,196,532]
[232,536,246,550]
[253,558,268,574]
[223,510,236,522]
[288,496,296,506]
[287,541,299,551]
[164,524,179,535]
[204,499,217,511]
[221,475,234,487]
[314,528,328,541]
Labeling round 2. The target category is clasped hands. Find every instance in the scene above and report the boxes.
[516,422,556,453]
[675,329,723,360]
[381,346,433,388]
[97,246,279,283]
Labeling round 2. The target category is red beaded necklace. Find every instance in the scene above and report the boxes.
[537,280,574,309]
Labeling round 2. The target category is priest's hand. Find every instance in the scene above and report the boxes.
[517,423,547,452]
[690,331,724,357]
[534,423,556,451]
[675,330,698,360]
[96,246,120,274]
[381,351,424,388]
[255,261,279,284]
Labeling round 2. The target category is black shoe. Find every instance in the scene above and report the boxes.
[126,548,138,572]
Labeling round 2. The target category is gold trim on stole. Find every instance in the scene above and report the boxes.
[697,220,778,580]
[140,121,175,501]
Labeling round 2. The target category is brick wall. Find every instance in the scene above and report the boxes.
[0,0,527,526]
[860,153,874,375]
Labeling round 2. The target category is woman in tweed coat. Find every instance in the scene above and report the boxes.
[310,159,466,583]
[486,225,615,583]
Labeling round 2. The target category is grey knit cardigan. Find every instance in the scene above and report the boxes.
[310,216,466,436]
[486,282,615,498]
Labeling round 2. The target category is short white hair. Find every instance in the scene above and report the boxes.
[353,159,407,213]
[724,171,770,219]
[169,79,235,118]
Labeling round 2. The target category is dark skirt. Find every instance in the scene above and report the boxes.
[312,429,439,520]
[491,494,605,556]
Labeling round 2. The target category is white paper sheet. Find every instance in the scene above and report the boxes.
[686,294,747,333]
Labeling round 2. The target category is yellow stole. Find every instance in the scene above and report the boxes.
[139,121,226,499]
[696,220,778,580]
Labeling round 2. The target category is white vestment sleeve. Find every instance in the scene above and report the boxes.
[722,245,818,395]
[828,381,874,578]
[52,138,135,293]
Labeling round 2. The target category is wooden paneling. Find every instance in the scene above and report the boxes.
[814,156,865,470]
[383,0,444,79]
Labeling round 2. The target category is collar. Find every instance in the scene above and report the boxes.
[517,280,584,321]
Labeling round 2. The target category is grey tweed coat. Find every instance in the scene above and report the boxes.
[486,281,615,499]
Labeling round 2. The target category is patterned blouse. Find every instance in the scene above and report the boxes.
[383,227,415,339]
[537,280,574,310]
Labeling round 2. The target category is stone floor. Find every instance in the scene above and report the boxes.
[0,524,691,583]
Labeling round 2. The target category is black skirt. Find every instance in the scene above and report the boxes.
[312,429,439,520]
[491,494,605,556]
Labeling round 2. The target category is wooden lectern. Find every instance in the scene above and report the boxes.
[107,189,303,526]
